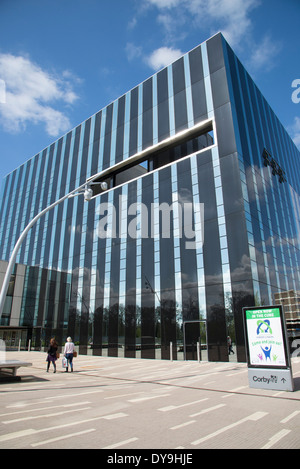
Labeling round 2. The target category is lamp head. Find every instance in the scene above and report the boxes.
[100,181,108,191]
[84,187,93,201]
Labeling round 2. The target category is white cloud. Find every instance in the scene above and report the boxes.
[126,42,143,62]
[145,0,181,7]
[247,35,282,72]
[290,116,300,149]
[0,53,80,137]
[141,0,280,73]
[144,0,259,47]
[0,79,5,104]
[200,0,259,47]
[146,46,183,70]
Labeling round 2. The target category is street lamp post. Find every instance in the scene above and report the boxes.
[0,179,107,319]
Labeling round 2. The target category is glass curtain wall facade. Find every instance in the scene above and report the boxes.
[0,33,299,361]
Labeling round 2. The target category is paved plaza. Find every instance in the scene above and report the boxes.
[0,351,299,450]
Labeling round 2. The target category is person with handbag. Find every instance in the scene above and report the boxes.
[46,338,58,373]
[63,337,75,372]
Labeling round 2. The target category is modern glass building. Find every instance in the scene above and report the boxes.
[0,33,299,362]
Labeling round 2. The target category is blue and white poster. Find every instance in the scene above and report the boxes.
[244,307,287,367]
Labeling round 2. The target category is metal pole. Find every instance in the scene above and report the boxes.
[183,323,186,361]
[170,341,173,361]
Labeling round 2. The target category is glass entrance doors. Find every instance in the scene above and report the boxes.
[183,320,207,361]
[0,328,27,350]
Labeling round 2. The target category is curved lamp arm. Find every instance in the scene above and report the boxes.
[0,179,106,318]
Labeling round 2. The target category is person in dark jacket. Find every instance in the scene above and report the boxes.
[46,338,58,373]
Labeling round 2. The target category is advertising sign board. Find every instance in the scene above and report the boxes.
[243,305,294,391]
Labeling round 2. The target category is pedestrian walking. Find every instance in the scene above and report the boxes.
[227,335,235,355]
[64,337,75,372]
[46,338,58,373]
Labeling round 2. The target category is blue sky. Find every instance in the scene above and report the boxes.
[0,0,299,182]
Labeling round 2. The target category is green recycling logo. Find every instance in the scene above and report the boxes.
[256,319,272,335]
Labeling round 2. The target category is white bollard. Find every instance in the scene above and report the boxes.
[0,339,6,362]
[197,342,200,362]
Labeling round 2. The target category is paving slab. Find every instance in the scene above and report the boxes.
[0,351,299,450]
